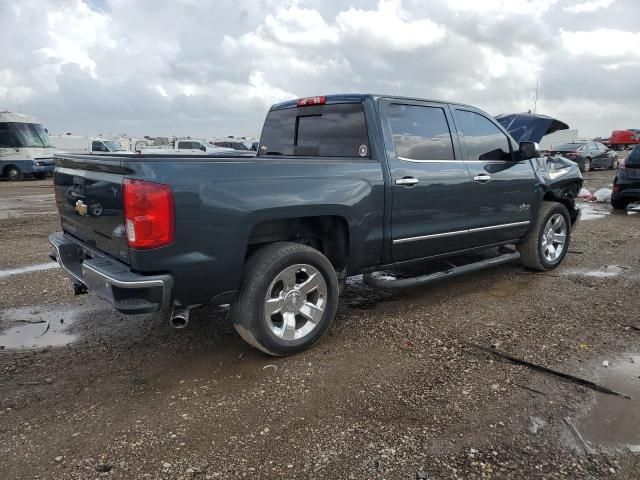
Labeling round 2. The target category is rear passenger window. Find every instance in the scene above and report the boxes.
[178,142,192,149]
[387,104,454,160]
[259,103,370,157]
[455,110,512,161]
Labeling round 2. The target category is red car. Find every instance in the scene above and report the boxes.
[609,129,640,150]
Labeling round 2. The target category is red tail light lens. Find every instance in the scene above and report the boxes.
[123,179,174,249]
[296,96,326,107]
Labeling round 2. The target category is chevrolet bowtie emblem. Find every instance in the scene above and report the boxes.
[75,200,88,216]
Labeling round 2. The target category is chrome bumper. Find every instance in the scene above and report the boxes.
[49,232,172,314]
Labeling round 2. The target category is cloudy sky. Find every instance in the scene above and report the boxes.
[1,0,639,138]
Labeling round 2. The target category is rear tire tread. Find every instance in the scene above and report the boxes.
[231,242,338,356]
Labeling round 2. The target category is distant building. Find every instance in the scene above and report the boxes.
[539,129,579,150]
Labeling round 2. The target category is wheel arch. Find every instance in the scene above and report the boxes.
[245,215,350,273]
[541,187,580,226]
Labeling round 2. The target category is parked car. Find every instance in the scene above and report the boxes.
[549,141,618,172]
[612,146,640,209]
[140,139,235,155]
[49,94,582,356]
[213,139,251,151]
[49,134,128,155]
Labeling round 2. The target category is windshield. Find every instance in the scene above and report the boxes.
[554,143,584,151]
[12,123,51,148]
[103,140,125,152]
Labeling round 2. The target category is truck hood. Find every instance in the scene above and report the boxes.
[495,113,569,143]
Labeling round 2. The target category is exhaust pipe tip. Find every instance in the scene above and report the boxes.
[169,307,190,329]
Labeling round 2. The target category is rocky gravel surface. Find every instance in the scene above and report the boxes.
[0,174,639,479]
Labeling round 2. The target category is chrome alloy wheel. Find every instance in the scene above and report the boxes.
[540,213,567,263]
[264,264,327,341]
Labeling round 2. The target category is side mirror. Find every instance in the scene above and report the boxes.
[519,141,540,160]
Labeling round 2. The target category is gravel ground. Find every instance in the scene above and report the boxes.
[0,173,639,479]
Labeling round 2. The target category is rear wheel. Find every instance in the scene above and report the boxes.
[231,242,339,356]
[518,201,571,271]
[6,165,23,181]
[609,159,619,170]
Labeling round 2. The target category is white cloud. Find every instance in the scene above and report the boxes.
[335,0,446,50]
[561,28,640,58]
[37,1,115,77]
[563,0,616,13]
[1,0,639,138]
[447,0,558,16]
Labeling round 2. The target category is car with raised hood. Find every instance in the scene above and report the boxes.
[49,94,583,356]
[612,146,640,209]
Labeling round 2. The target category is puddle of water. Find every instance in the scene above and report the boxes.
[0,306,78,350]
[0,194,55,220]
[563,265,632,279]
[0,262,59,279]
[578,356,640,451]
[578,201,611,221]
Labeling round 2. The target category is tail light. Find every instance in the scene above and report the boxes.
[123,179,174,249]
[565,152,577,158]
[296,96,326,107]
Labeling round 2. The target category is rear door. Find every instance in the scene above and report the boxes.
[452,107,536,246]
[379,99,476,262]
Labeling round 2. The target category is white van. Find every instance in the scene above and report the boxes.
[0,111,57,180]
[48,134,128,155]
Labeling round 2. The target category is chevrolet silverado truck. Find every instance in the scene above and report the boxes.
[49,94,582,356]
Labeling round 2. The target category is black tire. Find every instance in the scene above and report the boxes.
[580,158,591,173]
[6,165,23,181]
[609,159,619,170]
[231,242,339,356]
[611,196,630,210]
[517,201,571,271]
[33,172,47,179]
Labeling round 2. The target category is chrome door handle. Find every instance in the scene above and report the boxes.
[473,174,491,183]
[395,177,419,186]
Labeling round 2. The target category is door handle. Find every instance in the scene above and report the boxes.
[473,174,491,183]
[395,177,419,186]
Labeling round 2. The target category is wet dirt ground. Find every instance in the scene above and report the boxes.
[1,172,639,479]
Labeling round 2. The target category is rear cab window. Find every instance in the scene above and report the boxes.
[259,102,370,158]
[386,104,455,161]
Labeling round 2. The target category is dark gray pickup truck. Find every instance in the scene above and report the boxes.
[50,94,582,355]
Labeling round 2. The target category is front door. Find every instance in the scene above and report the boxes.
[452,108,536,246]
[380,99,476,262]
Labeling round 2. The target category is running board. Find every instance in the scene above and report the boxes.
[362,250,520,289]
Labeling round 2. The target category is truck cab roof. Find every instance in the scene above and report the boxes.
[270,94,475,111]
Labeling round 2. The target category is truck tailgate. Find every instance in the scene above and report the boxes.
[53,155,130,264]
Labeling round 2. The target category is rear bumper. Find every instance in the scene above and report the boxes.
[49,232,172,314]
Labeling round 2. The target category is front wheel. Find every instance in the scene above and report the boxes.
[610,159,619,170]
[6,166,23,181]
[580,158,591,173]
[518,202,571,271]
[33,172,47,180]
[231,242,339,356]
